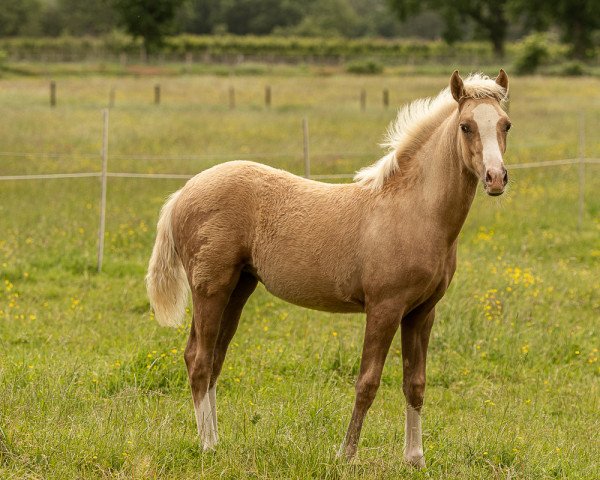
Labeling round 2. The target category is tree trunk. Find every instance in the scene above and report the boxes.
[489,4,507,59]
[491,34,505,58]
[569,20,591,60]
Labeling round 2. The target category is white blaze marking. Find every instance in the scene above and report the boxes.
[404,405,425,467]
[472,104,503,171]
[195,391,218,450]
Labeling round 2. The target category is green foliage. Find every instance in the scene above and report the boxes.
[55,0,117,36]
[0,34,508,65]
[388,0,510,56]
[558,61,588,76]
[276,0,363,37]
[179,0,415,38]
[0,0,42,36]
[2,34,594,74]
[346,59,384,74]
[219,0,304,35]
[513,34,549,75]
[510,0,599,60]
[111,0,187,53]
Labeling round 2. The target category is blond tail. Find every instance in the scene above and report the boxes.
[146,190,188,327]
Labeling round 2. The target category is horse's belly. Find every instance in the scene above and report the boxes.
[252,258,363,314]
[261,279,364,313]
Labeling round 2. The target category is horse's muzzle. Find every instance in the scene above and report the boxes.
[484,167,508,196]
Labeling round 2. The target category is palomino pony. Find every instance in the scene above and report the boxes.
[146,70,511,467]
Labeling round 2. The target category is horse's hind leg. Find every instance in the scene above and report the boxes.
[184,280,237,451]
[208,272,258,436]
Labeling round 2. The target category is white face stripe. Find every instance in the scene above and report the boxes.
[472,104,503,171]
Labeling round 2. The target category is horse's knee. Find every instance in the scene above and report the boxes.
[403,375,425,408]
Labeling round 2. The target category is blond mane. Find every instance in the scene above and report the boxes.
[354,73,508,189]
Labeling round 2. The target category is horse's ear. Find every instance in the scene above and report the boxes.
[495,69,509,92]
[450,70,464,102]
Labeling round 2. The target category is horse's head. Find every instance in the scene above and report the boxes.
[451,70,511,196]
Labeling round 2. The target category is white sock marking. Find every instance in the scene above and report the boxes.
[404,405,425,467]
[208,385,218,437]
[194,391,218,450]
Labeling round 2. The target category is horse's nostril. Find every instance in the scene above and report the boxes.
[503,170,508,184]
[485,171,492,183]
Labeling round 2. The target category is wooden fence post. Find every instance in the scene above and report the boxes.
[97,109,109,272]
[109,87,115,108]
[383,89,389,109]
[265,85,271,108]
[303,117,310,178]
[229,87,235,109]
[154,84,161,105]
[50,81,56,107]
[360,89,366,111]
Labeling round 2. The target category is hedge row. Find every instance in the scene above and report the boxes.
[0,34,574,64]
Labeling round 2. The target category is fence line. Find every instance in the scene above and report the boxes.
[507,158,580,169]
[1,158,598,182]
[0,172,101,180]
[0,150,381,161]
[107,172,194,179]
[0,113,596,271]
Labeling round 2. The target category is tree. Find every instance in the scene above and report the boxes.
[111,0,187,53]
[511,0,599,59]
[0,0,42,37]
[181,0,304,36]
[282,0,363,37]
[388,0,510,57]
[57,0,116,36]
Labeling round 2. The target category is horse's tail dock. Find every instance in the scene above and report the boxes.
[146,190,189,328]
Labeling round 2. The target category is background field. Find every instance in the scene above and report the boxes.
[0,73,599,479]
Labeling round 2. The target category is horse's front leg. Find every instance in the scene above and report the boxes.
[401,307,435,468]
[338,299,404,460]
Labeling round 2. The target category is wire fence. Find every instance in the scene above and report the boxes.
[0,109,597,271]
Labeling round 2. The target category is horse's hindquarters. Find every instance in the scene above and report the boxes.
[173,161,365,312]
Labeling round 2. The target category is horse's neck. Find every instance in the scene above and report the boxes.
[415,111,477,244]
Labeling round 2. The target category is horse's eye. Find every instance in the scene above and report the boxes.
[505,123,512,132]
[460,124,470,133]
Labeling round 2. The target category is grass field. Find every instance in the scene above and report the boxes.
[0,73,599,479]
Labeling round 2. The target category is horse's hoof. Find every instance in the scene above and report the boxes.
[404,451,426,469]
[336,443,357,461]
[202,435,218,452]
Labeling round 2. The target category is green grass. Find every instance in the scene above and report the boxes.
[0,73,599,479]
